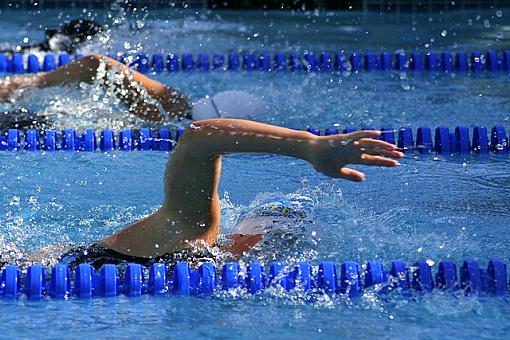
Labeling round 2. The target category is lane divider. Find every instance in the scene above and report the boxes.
[0,127,184,152]
[0,53,83,73]
[0,259,507,300]
[1,50,509,74]
[0,125,507,155]
[306,125,508,155]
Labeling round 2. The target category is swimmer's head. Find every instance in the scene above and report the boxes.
[42,19,103,53]
[191,90,265,121]
[45,20,103,41]
[234,199,307,236]
[61,19,103,42]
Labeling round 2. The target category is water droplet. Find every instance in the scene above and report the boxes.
[441,30,447,37]
[9,196,20,206]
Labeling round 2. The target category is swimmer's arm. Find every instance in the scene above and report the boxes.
[163,118,403,219]
[101,119,402,258]
[32,54,190,121]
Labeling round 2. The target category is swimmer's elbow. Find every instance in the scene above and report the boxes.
[158,87,191,119]
[178,121,213,146]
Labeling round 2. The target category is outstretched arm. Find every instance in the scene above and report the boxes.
[0,54,190,121]
[101,119,403,258]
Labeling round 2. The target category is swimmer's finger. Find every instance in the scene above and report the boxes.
[360,154,401,167]
[342,130,381,140]
[363,148,404,159]
[358,138,398,150]
[338,167,365,181]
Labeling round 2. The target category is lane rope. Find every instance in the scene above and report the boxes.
[0,259,506,300]
[1,50,509,74]
[1,125,507,155]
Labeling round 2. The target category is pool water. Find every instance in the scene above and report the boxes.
[0,6,510,339]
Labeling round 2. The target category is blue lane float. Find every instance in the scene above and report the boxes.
[1,50,510,74]
[0,125,509,155]
[308,125,508,155]
[0,259,508,300]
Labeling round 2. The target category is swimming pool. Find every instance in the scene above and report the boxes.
[1,5,510,339]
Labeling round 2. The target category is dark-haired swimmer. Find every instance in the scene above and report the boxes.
[18,118,403,270]
[1,19,104,55]
[0,54,190,130]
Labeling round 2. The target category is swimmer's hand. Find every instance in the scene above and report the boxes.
[310,130,403,181]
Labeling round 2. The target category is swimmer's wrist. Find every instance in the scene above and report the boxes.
[303,131,320,163]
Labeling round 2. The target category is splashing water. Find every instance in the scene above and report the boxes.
[0,6,509,338]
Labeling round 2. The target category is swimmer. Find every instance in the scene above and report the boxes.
[13,119,402,270]
[1,19,104,55]
[0,54,262,130]
[0,54,189,129]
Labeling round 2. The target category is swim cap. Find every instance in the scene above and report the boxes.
[234,199,307,236]
[191,90,265,120]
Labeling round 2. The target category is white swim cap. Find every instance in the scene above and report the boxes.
[191,90,265,120]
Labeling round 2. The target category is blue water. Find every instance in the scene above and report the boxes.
[0,6,510,339]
